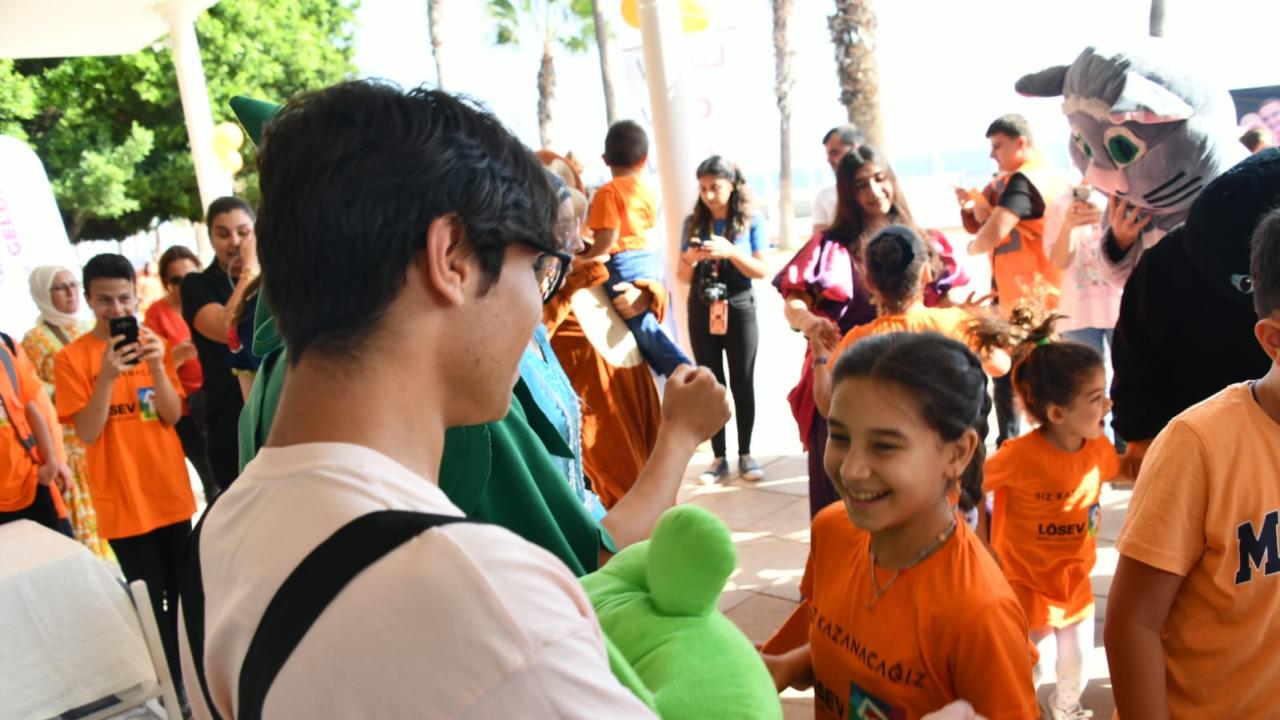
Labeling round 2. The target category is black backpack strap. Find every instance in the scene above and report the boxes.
[180,509,224,720]
[183,509,471,720]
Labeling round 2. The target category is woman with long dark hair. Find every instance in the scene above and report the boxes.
[775,145,967,517]
[677,156,769,483]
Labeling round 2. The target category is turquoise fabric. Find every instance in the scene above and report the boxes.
[517,324,607,521]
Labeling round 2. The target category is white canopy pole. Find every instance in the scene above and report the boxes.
[161,3,231,215]
[637,0,698,356]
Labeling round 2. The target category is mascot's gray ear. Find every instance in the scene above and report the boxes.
[1015,65,1068,98]
[1107,72,1194,124]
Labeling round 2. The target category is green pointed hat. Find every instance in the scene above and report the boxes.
[229,95,281,147]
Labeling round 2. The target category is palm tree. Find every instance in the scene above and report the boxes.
[489,0,594,150]
[1149,0,1166,36]
[829,0,885,150]
[427,0,446,89]
[588,0,618,125]
[772,0,795,249]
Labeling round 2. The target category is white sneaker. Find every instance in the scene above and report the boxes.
[1043,696,1092,720]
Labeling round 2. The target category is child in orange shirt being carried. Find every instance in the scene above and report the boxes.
[586,120,692,377]
[764,332,1038,720]
[984,319,1120,720]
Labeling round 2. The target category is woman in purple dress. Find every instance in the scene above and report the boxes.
[775,145,967,517]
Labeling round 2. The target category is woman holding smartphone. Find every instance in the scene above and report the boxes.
[677,155,769,484]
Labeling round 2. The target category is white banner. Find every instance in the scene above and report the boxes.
[0,135,78,338]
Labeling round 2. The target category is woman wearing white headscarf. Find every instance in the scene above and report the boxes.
[21,265,111,561]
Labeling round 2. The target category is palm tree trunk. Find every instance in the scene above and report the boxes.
[773,0,795,249]
[427,0,445,89]
[590,0,618,125]
[537,43,556,149]
[1148,0,1166,36]
[829,0,885,150]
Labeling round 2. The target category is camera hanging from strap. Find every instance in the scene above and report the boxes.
[695,222,730,336]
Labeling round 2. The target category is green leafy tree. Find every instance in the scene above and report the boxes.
[488,0,594,150]
[0,0,357,242]
[50,123,155,241]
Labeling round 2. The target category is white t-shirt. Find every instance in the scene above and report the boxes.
[179,443,654,719]
[1042,189,1124,331]
[811,184,837,228]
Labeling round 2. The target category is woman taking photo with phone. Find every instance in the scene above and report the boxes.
[677,155,768,484]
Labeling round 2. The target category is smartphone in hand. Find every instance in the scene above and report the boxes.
[109,316,141,365]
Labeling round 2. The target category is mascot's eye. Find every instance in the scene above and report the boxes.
[1231,274,1254,294]
[1102,127,1147,167]
[1072,131,1094,160]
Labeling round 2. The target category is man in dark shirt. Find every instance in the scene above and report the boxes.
[181,196,258,490]
[957,114,1064,445]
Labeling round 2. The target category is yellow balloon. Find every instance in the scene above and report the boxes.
[215,147,243,174]
[213,122,245,153]
[620,0,708,32]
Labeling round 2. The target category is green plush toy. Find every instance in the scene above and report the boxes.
[582,505,783,719]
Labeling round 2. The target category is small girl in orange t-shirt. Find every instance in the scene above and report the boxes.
[984,324,1121,720]
[764,332,1038,720]
[813,225,1010,419]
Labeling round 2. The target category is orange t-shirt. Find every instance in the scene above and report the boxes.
[586,176,657,254]
[0,342,48,511]
[829,307,976,364]
[984,431,1119,629]
[800,503,1037,720]
[54,332,195,539]
[1116,382,1280,718]
[145,299,203,397]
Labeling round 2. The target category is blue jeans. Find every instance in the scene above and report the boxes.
[1063,327,1124,451]
[605,250,692,377]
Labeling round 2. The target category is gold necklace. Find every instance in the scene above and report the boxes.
[867,519,957,609]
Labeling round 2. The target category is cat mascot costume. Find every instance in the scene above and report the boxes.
[1016,41,1275,464]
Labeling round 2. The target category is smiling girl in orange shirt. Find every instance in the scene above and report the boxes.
[765,332,1038,720]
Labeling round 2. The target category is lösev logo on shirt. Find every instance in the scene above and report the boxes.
[848,681,907,720]
[1037,503,1101,540]
[138,388,158,421]
[1235,510,1280,584]
[107,387,157,420]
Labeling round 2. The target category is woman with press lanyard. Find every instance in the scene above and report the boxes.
[677,155,769,484]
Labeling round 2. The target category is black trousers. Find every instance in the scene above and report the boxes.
[993,372,1020,447]
[202,394,244,491]
[687,287,759,458]
[0,484,62,533]
[177,391,218,503]
[110,519,192,687]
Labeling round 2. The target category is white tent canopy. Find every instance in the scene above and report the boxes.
[0,0,232,212]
